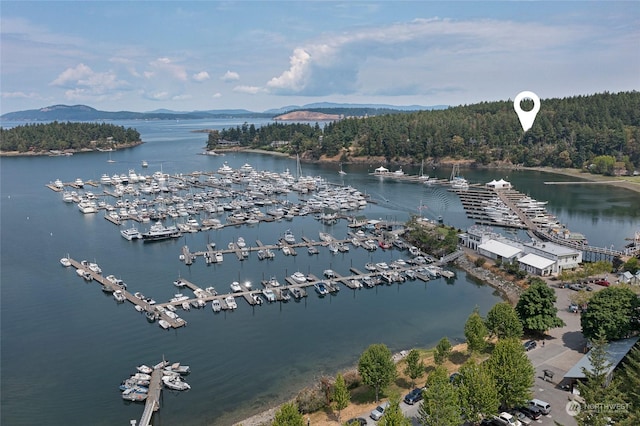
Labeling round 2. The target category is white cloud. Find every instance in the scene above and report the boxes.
[172,94,192,101]
[233,85,263,95]
[212,92,222,98]
[1,91,40,99]
[50,64,129,102]
[221,70,240,82]
[149,57,188,81]
[193,71,210,82]
[265,18,589,97]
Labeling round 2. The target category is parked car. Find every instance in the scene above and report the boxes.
[595,279,610,287]
[568,283,585,291]
[569,303,579,313]
[493,411,522,426]
[529,398,552,415]
[510,410,533,425]
[518,404,543,420]
[523,340,537,351]
[403,387,425,405]
[370,401,390,421]
[345,418,367,426]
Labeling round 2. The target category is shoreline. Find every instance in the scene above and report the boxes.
[233,253,521,426]
[0,141,144,157]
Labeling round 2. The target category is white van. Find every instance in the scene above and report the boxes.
[529,398,551,415]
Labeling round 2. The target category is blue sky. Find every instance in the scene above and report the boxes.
[1,1,638,113]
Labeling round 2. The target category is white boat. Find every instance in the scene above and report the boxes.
[141,160,148,168]
[53,179,64,189]
[211,299,221,312]
[60,257,71,267]
[283,229,295,244]
[262,288,276,302]
[218,162,233,174]
[225,296,237,310]
[62,191,74,202]
[137,365,153,374]
[323,269,336,278]
[291,272,307,283]
[282,246,291,256]
[78,200,97,214]
[214,252,223,263]
[74,178,84,188]
[230,281,242,292]
[162,375,191,391]
[100,174,112,185]
[120,227,142,240]
[113,290,126,302]
[142,221,181,242]
[158,319,171,329]
[268,276,281,287]
[236,237,246,248]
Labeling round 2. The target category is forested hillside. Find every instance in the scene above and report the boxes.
[0,121,141,153]
[208,91,640,170]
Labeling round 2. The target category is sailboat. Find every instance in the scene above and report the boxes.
[338,163,347,176]
[107,152,115,163]
[418,160,428,180]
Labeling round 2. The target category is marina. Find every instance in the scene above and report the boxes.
[3,117,639,426]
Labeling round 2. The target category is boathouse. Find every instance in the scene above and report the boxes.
[477,239,522,263]
[522,240,582,273]
[518,253,556,276]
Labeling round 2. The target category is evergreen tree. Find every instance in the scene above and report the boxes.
[576,334,628,426]
[616,346,640,425]
[358,343,397,402]
[485,302,523,339]
[332,373,350,423]
[515,280,565,335]
[464,307,488,353]
[272,402,305,426]
[485,338,535,409]
[418,366,461,426]
[457,360,500,423]
[403,349,425,386]
[434,337,452,365]
[379,394,412,426]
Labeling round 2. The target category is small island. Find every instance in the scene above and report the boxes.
[0,121,142,156]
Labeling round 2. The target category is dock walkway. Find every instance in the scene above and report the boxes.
[139,367,162,426]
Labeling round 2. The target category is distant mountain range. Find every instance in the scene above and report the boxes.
[1,103,447,121]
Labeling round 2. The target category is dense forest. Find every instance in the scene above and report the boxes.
[208,91,640,171]
[0,121,141,153]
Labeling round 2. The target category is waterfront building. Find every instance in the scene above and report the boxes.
[477,239,522,262]
[522,240,582,273]
[518,253,556,276]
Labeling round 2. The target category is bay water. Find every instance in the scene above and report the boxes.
[1,119,638,425]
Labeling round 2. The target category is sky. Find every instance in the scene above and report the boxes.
[1,1,639,114]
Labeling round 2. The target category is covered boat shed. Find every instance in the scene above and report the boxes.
[563,336,639,387]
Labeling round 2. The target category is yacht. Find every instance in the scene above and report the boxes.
[214,252,224,263]
[218,162,233,174]
[113,290,126,303]
[236,236,246,248]
[60,257,71,267]
[225,296,237,310]
[74,178,84,188]
[262,288,276,302]
[141,160,149,168]
[283,229,295,244]
[230,281,242,292]
[290,272,307,283]
[211,299,222,312]
[120,226,142,241]
[141,221,181,242]
[100,174,112,185]
[54,179,64,189]
[78,200,97,214]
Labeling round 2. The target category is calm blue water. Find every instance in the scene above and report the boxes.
[1,119,638,425]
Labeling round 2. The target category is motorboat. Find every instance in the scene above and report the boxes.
[314,282,329,296]
[307,245,319,255]
[158,319,171,329]
[230,281,242,292]
[323,269,336,278]
[211,299,222,312]
[282,246,291,256]
[142,221,181,242]
[236,237,246,248]
[214,252,224,263]
[268,276,281,287]
[290,287,303,299]
[283,229,295,244]
[74,178,84,188]
[162,376,191,391]
[78,200,97,214]
[290,272,307,283]
[100,174,112,185]
[137,365,153,374]
[113,290,126,303]
[120,226,142,240]
[141,160,148,168]
[121,387,147,402]
[60,257,71,267]
[225,296,237,310]
[365,263,377,271]
[262,288,276,302]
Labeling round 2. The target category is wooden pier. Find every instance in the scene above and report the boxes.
[139,367,162,426]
